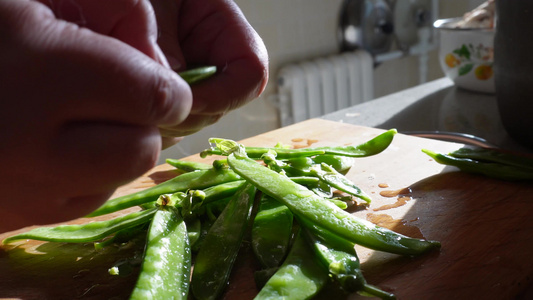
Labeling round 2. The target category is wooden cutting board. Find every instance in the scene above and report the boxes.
[1,118,532,300]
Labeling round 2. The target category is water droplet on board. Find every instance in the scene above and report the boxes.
[366,213,424,239]
[379,187,411,198]
[373,196,411,211]
[373,187,413,211]
[307,139,319,146]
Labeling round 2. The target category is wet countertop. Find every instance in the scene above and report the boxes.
[321,77,532,153]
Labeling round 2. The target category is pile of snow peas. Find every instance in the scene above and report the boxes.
[3,129,441,299]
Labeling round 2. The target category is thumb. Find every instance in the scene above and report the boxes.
[38,0,169,65]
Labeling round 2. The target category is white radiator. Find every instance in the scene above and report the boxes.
[276,50,374,127]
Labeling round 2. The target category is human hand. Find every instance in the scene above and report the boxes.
[0,0,191,232]
[149,0,269,140]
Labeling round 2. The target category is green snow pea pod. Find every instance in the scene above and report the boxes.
[255,231,328,300]
[261,154,332,198]
[130,207,191,300]
[206,196,232,216]
[186,217,202,248]
[289,176,320,185]
[301,225,395,299]
[3,208,157,244]
[281,155,355,176]
[191,183,257,300]
[422,149,533,181]
[309,179,334,198]
[311,155,355,175]
[202,129,396,159]
[159,190,205,218]
[165,158,213,172]
[224,141,440,256]
[262,153,307,177]
[94,222,149,250]
[263,153,369,202]
[140,181,246,213]
[191,216,215,253]
[327,197,349,209]
[252,194,294,269]
[312,129,397,157]
[87,168,242,217]
[310,163,372,203]
[178,66,217,85]
[201,180,247,203]
[449,147,533,170]
[201,145,326,159]
[284,156,314,170]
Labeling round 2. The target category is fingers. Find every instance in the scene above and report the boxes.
[161,136,184,149]
[0,0,194,229]
[51,122,162,192]
[188,57,268,114]
[149,0,185,70]
[148,0,269,136]
[177,0,269,114]
[159,112,223,137]
[15,0,193,128]
[36,0,163,62]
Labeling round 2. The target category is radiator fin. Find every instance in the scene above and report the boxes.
[277,50,374,127]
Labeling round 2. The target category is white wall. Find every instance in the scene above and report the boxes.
[159,0,486,162]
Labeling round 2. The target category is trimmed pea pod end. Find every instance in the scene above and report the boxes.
[208,138,247,158]
[212,159,229,170]
[157,190,206,218]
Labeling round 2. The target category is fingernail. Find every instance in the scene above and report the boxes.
[166,55,183,72]
[153,43,170,68]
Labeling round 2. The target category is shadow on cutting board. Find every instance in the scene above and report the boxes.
[357,171,533,299]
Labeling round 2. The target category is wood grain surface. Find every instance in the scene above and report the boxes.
[1,119,532,300]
